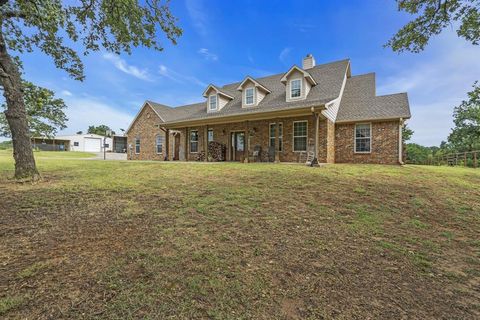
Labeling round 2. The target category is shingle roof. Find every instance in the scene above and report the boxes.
[141,58,410,125]
[147,59,350,124]
[336,74,411,122]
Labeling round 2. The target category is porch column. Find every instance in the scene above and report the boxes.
[165,129,170,161]
[185,127,189,161]
[203,125,208,162]
[312,112,320,166]
[246,121,250,163]
[275,119,280,163]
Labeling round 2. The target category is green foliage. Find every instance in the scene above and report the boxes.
[0,81,67,138]
[406,143,440,164]
[87,125,114,136]
[0,0,182,81]
[448,82,480,151]
[386,0,480,53]
[0,140,12,150]
[402,123,414,142]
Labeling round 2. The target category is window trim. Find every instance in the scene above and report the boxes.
[190,130,199,153]
[207,129,214,142]
[292,120,308,152]
[155,134,164,154]
[269,122,283,152]
[209,94,217,111]
[244,87,255,106]
[289,78,302,99]
[354,123,372,154]
[135,137,140,154]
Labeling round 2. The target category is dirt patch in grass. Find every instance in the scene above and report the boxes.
[0,156,479,319]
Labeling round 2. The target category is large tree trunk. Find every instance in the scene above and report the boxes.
[0,29,40,181]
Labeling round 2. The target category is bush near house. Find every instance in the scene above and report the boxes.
[0,150,479,319]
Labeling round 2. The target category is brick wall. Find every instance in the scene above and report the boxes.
[127,105,169,161]
[334,120,400,164]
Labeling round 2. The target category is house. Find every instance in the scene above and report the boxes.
[126,55,411,164]
[31,133,127,153]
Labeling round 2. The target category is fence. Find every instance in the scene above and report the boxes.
[408,150,479,168]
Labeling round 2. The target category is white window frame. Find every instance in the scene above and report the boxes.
[135,137,140,154]
[269,122,283,152]
[354,123,372,154]
[155,134,164,154]
[207,129,214,142]
[244,87,255,106]
[290,78,302,99]
[190,130,199,153]
[209,94,217,111]
[292,120,308,152]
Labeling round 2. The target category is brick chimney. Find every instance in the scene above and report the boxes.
[302,54,315,69]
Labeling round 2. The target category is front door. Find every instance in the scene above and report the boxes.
[230,131,245,161]
[174,134,180,160]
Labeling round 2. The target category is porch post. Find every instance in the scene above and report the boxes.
[312,112,319,166]
[185,127,189,161]
[246,121,250,163]
[165,128,170,161]
[275,119,280,163]
[204,125,208,162]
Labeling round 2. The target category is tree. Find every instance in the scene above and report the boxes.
[386,0,480,53]
[87,125,114,136]
[402,123,414,142]
[1,81,67,138]
[448,82,480,151]
[0,1,182,180]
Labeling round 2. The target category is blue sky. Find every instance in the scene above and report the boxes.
[7,0,480,146]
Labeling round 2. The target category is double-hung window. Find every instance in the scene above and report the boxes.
[207,129,214,142]
[156,135,164,154]
[209,95,217,111]
[135,137,141,154]
[293,121,307,152]
[269,123,283,151]
[190,130,199,153]
[290,79,302,98]
[355,123,371,153]
[245,87,254,105]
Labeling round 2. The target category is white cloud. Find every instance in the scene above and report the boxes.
[279,47,292,64]
[103,53,150,81]
[60,96,134,135]
[198,48,218,61]
[158,65,207,87]
[185,0,208,36]
[61,90,72,97]
[377,32,480,146]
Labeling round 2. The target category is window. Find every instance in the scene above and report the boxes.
[207,129,214,142]
[293,121,307,151]
[290,79,302,98]
[209,95,217,110]
[245,87,254,105]
[190,130,199,153]
[73,142,79,147]
[355,123,371,153]
[156,135,164,154]
[135,137,140,154]
[269,123,283,152]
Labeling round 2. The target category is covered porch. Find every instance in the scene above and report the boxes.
[160,106,334,165]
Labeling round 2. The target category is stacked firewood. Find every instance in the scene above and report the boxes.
[195,141,226,161]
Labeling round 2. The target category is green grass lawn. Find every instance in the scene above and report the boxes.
[0,150,479,319]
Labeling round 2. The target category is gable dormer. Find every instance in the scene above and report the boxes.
[280,65,317,102]
[236,76,271,108]
[202,84,234,113]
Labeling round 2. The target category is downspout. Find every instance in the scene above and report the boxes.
[398,118,404,165]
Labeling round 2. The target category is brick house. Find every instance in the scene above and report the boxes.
[127,55,410,164]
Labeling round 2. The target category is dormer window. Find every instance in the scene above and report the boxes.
[209,94,217,111]
[290,79,302,98]
[245,88,254,105]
